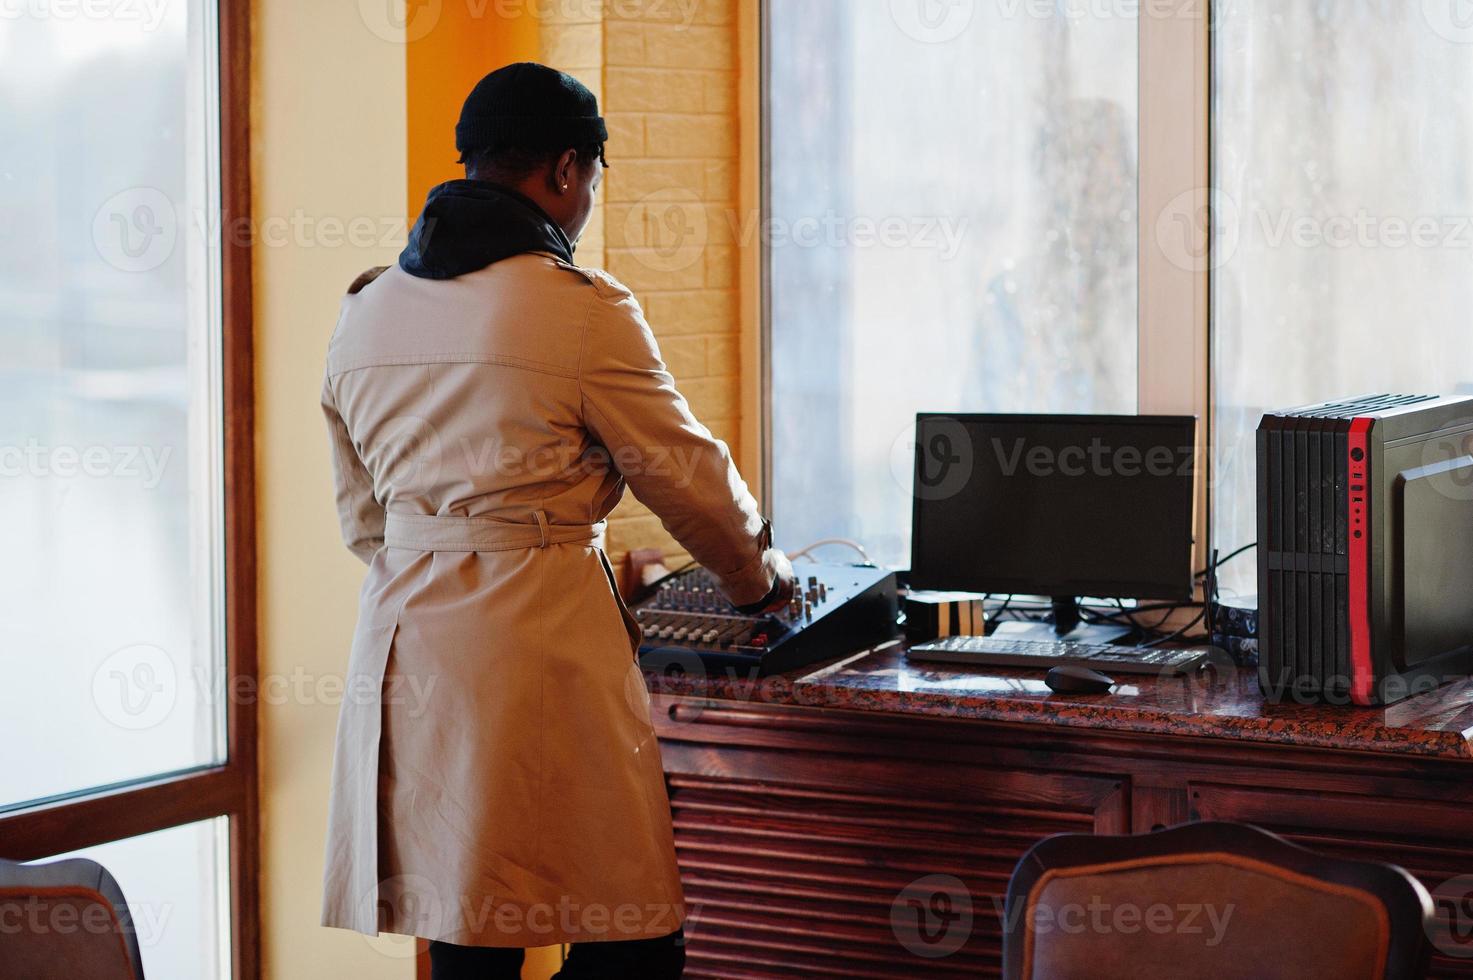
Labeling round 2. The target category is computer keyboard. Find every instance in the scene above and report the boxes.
[906,635,1211,676]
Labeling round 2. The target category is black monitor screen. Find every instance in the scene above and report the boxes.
[910,414,1196,600]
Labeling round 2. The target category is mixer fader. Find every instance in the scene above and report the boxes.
[633,562,898,676]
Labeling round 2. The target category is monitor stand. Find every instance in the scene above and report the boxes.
[991,595,1130,646]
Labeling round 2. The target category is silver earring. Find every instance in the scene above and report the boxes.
[562,183,569,191]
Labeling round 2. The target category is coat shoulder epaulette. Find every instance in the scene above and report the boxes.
[553,260,632,303]
[347,266,390,295]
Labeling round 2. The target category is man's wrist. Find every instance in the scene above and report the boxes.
[733,572,784,616]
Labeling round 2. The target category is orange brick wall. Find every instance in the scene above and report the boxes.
[542,1,745,567]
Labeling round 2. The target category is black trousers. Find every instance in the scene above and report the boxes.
[427,928,685,980]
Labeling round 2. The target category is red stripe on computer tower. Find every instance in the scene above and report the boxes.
[1348,418,1373,705]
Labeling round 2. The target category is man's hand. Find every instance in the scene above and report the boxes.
[732,549,798,616]
[758,550,797,614]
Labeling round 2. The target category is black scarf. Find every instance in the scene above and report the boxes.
[399,180,575,280]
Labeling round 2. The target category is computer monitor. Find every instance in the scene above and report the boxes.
[910,414,1197,643]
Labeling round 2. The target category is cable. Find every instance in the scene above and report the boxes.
[963,544,1243,646]
[1142,544,1224,647]
[1195,541,1256,579]
[1102,599,1184,636]
[787,537,874,564]
[1138,605,1209,648]
[980,595,1205,635]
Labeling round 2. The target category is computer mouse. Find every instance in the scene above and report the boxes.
[1045,665,1116,695]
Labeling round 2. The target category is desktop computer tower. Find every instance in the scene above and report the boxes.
[1257,394,1473,705]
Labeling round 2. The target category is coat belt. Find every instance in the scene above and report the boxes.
[383,510,605,552]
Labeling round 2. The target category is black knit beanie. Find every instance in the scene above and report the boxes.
[455,62,608,157]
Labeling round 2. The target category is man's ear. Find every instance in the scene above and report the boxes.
[553,148,578,193]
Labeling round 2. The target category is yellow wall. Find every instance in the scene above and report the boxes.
[598,0,745,567]
[253,0,412,976]
[404,1,540,215]
[255,2,746,976]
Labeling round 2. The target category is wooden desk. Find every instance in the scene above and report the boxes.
[646,641,1473,978]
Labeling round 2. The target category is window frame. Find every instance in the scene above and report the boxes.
[752,0,1215,586]
[1137,1,1213,583]
[0,1,260,976]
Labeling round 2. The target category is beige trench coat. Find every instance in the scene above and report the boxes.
[318,252,781,947]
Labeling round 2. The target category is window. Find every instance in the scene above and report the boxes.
[0,1,256,976]
[46,819,233,978]
[765,0,1139,567]
[1212,4,1473,595]
[766,2,1466,608]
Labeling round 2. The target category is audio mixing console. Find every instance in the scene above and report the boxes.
[633,562,899,676]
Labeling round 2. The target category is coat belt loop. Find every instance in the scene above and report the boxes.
[533,509,550,548]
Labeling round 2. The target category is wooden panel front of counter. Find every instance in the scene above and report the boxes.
[647,649,1473,978]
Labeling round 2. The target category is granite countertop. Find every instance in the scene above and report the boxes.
[643,640,1473,761]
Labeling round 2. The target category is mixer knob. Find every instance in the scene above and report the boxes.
[818,583,827,602]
